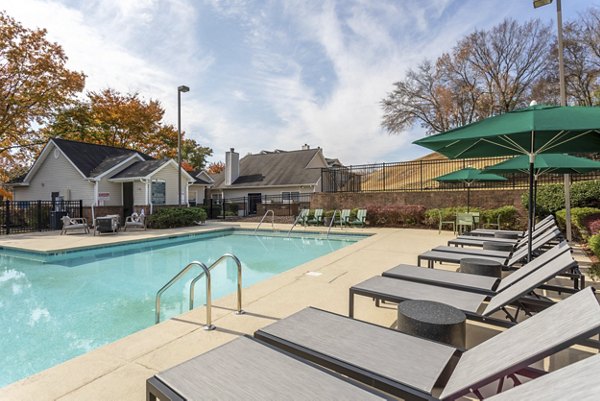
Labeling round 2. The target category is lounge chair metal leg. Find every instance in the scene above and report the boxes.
[349,290,355,318]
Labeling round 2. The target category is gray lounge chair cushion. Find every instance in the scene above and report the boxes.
[485,354,600,401]
[440,287,600,400]
[155,336,390,400]
[258,307,456,395]
[353,276,486,313]
[383,264,499,293]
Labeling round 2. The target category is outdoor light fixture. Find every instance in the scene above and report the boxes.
[177,85,190,206]
[533,0,553,8]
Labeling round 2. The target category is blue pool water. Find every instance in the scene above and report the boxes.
[0,229,364,387]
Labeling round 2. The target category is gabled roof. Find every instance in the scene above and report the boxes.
[190,170,213,185]
[110,160,170,179]
[51,138,152,177]
[212,148,330,188]
[109,159,196,182]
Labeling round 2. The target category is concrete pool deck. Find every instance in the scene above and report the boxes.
[0,223,597,400]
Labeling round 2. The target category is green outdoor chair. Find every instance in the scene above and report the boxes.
[350,209,367,228]
[296,208,309,226]
[305,209,323,225]
[438,210,455,234]
[456,212,474,234]
[334,209,351,227]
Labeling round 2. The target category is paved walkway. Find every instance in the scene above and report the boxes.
[0,223,596,400]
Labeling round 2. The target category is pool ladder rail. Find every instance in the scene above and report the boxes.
[254,209,274,234]
[155,253,244,330]
[326,209,342,238]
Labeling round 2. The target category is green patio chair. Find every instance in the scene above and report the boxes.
[334,209,351,227]
[350,209,367,228]
[296,208,309,226]
[305,208,323,225]
[456,212,474,234]
[438,210,455,234]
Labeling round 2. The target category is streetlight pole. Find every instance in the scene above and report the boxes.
[177,85,190,206]
[533,0,571,241]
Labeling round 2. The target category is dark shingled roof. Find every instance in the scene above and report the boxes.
[212,148,324,188]
[52,138,152,177]
[110,160,170,179]
[190,170,211,185]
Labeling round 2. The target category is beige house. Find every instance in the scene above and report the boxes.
[208,145,341,215]
[9,138,204,217]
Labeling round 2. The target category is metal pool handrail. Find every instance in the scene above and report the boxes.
[189,253,244,330]
[155,261,209,324]
[154,254,243,330]
[255,210,274,234]
[326,209,341,238]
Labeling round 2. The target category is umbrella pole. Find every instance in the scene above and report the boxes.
[533,178,538,231]
[527,154,535,262]
[467,186,470,213]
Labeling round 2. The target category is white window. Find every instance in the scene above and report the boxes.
[211,193,223,204]
[282,191,300,203]
[151,181,166,205]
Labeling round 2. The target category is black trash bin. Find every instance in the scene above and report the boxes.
[50,211,68,230]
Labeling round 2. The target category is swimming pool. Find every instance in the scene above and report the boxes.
[0,229,365,387]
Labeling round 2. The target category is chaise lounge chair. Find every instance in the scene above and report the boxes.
[485,353,600,401]
[349,248,579,325]
[334,209,351,227]
[382,242,581,295]
[467,215,554,238]
[255,287,600,400]
[418,227,561,269]
[123,212,146,231]
[147,336,392,401]
[60,216,89,235]
[448,217,556,248]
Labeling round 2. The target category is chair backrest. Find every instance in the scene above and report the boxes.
[314,209,323,218]
[61,216,72,226]
[456,213,473,226]
[440,287,600,400]
[484,249,577,316]
[299,208,309,217]
[496,241,570,292]
[507,228,561,266]
[341,209,351,220]
[357,209,367,221]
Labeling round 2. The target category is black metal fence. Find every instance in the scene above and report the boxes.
[203,193,312,218]
[0,200,83,235]
[321,156,600,193]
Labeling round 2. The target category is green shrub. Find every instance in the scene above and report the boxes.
[479,206,523,230]
[424,206,523,230]
[555,207,600,241]
[522,180,600,215]
[589,233,600,258]
[366,205,426,227]
[349,208,359,221]
[147,207,207,228]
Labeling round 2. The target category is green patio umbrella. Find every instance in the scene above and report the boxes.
[414,104,600,260]
[484,153,600,226]
[434,167,507,212]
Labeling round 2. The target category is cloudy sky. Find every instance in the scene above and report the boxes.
[3,0,594,165]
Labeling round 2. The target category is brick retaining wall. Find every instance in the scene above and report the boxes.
[311,189,527,212]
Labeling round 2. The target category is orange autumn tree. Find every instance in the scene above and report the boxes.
[45,89,214,168]
[45,89,179,159]
[0,11,85,182]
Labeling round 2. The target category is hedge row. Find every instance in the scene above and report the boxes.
[522,180,600,215]
[146,207,207,229]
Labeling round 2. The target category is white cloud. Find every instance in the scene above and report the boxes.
[3,0,593,166]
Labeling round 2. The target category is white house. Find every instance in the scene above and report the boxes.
[9,138,206,217]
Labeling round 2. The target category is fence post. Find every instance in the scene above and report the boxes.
[382,162,386,191]
[37,200,42,231]
[79,200,83,218]
[420,160,424,191]
[5,200,10,235]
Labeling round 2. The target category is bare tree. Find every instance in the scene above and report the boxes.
[381,18,554,135]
